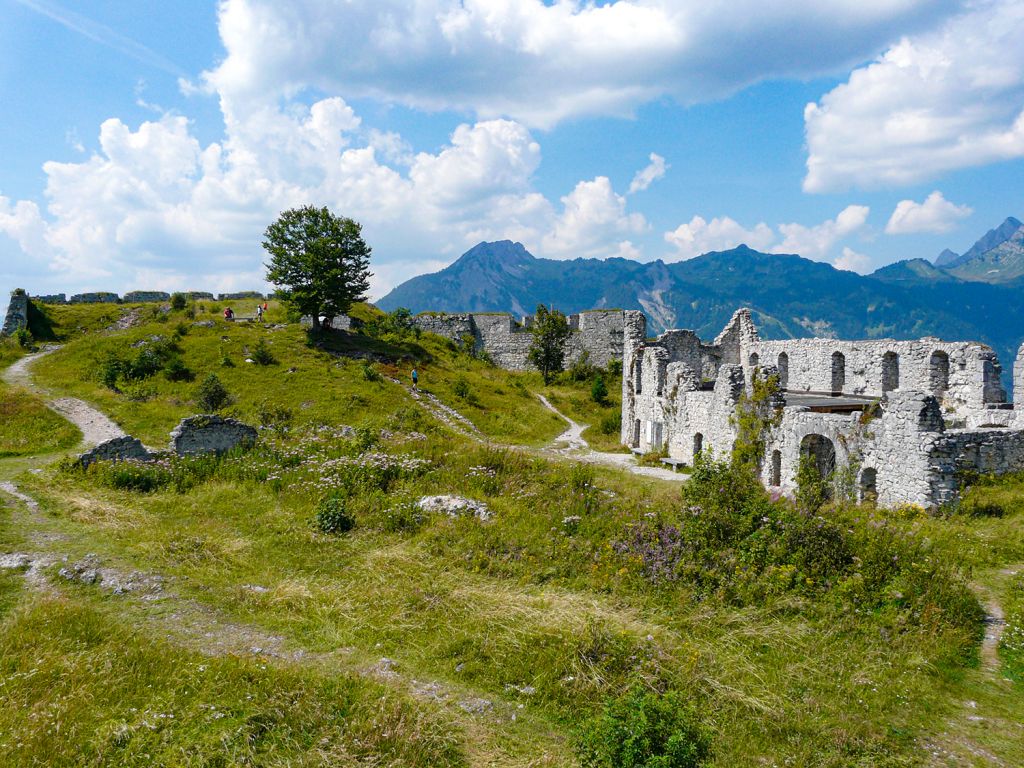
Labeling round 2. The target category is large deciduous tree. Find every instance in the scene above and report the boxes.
[527,304,570,385]
[263,206,372,330]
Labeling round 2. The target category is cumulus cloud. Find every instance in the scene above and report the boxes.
[664,215,775,259]
[664,205,870,263]
[804,0,1024,192]
[202,0,958,127]
[542,176,646,259]
[833,246,873,273]
[885,190,972,234]
[628,153,667,194]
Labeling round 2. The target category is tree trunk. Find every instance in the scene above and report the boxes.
[311,310,321,331]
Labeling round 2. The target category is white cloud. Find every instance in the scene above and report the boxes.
[628,153,667,194]
[664,205,871,262]
[885,190,972,234]
[202,0,958,127]
[774,204,870,259]
[664,215,774,259]
[542,176,646,259]
[804,0,1024,192]
[833,246,873,273]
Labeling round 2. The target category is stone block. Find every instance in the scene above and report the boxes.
[169,415,257,456]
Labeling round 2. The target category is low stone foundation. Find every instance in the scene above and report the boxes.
[77,436,151,468]
[170,415,258,456]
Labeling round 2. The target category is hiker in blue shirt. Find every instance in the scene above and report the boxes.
[411,367,419,390]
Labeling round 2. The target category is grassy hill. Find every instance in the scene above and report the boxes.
[0,301,1023,766]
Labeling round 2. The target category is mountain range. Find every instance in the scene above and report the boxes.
[378,218,1024,382]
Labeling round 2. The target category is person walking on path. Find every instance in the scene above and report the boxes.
[256,304,264,322]
[411,367,419,390]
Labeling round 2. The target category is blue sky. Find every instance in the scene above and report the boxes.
[2,0,1023,316]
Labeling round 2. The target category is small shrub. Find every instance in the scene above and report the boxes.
[163,354,194,382]
[251,338,276,366]
[606,359,622,377]
[599,412,620,435]
[452,376,471,399]
[121,381,157,402]
[577,687,711,768]
[566,351,596,383]
[361,362,382,382]
[97,352,125,390]
[173,321,190,338]
[220,351,235,367]
[196,373,231,412]
[591,375,608,404]
[257,401,293,433]
[15,327,32,349]
[170,292,187,311]
[315,496,355,534]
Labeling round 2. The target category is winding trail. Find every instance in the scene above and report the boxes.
[3,346,126,447]
[535,393,686,482]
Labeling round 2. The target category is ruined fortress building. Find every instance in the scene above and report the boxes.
[622,308,1024,510]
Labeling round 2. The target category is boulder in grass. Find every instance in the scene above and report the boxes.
[416,495,492,521]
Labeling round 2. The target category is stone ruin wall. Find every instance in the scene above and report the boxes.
[169,415,258,456]
[622,307,1024,509]
[414,310,625,372]
[1,293,29,336]
[30,291,268,305]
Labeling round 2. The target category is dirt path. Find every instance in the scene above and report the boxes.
[535,394,685,482]
[3,346,126,447]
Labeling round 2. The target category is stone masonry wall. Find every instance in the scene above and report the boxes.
[77,436,151,469]
[1,293,29,336]
[169,415,258,456]
[415,309,626,372]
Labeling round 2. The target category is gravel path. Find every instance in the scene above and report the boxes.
[3,346,126,447]
[535,394,685,482]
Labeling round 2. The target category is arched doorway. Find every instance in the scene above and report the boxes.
[860,467,877,504]
[830,352,845,395]
[881,351,900,393]
[693,432,704,460]
[770,450,782,486]
[929,351,950,397]
[777,352,789,390]
[800,434,836,484]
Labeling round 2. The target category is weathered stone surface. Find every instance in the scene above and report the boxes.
[1,292,29,336]
[413,309,625,371]
[416,495,492,521]
[622,307,1024,510]
[32,293,66,304]
[77,436,151,468]
[169,415,257,456]
[70,292,120,304]
[122,291,171,303]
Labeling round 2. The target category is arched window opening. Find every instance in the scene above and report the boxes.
[800,434,837,499]
[633,358,643,395]
[749,353,759,369]
[777,352,789,390]
[633,419,641,447]
[693,432,704,460]
[860,467,878,504]
[770,450,782,486]
[830,352,846,395]
[929,351,950,397]
[881,351,900,393]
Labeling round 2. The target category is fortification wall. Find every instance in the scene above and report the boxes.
[28,290,266,306]
[414,309,625,372]
[169,415,258,456]
[1,293,29,336]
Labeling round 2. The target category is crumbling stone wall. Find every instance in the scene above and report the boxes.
[1,292,29,336]
[169,415,257,456]
[32,294,66,304]
[218,291,266,300]
[70,292,120,304]
[122,291,170,303]
[623,306,1024,509]
[414,309,625,371]
[77,436,151,468]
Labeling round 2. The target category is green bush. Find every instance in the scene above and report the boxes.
[360,362,382,382]
[163,354,194,382]
[256,401,293,433]
[315,496,355,534]
[577,687,711,768]
[591,375,608,404]
[14,327,32,349]
[251,338,277,366]
[170,292,187,311]
[196,373,231,412]
[599,412,620,435]
[452,376,473,401]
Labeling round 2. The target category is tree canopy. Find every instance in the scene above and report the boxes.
[263,206,372,330]
[527,304,570,385]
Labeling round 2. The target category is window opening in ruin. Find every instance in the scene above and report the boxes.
[929,351,950,397]
[830,352,845,395]
[634,358,642,395]
[859,467,877,504]
[800,434,836,484]
[633,419,641,447]
[881,351,899,393]
[770,450,782,486]
[777,352,789,390]
[982,359,1003,403]
[749,353,759,369]
[693,432,703,459]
